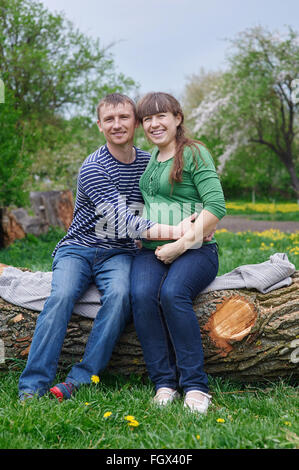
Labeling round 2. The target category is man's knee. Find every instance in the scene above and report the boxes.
[103,280,130,305]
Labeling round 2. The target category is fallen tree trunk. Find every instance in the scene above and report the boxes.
[0,271,298,382]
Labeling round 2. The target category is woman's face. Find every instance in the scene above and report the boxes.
[142,111,182,148]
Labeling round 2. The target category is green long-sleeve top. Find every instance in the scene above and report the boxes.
[139,143,226,250]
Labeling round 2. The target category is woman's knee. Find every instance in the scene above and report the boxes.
[159,281,190,311]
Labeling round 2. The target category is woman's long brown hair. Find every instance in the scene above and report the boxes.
[136,92,207,184]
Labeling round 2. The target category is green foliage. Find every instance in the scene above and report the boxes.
[0,89,31,206]
[0,0,137,205]
[188,26,299,199]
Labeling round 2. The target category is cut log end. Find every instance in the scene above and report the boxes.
[203,295,258,356]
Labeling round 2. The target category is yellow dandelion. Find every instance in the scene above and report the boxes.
[216,418,225,423]
[284,421,292,426]
[196,434,200,440]
[84,402,90,406]
[91,375,100,384]
[124,415,135,422]
[103,411,112,418]
[127,419,139,427]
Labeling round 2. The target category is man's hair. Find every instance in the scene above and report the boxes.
[96,93,137,121]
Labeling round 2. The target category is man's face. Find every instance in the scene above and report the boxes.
[97,102,138,146]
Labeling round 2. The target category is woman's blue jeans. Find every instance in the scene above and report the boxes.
[130,244,218,394]
[18,245,134,397]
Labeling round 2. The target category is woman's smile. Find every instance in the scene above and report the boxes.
[143,112,181,148]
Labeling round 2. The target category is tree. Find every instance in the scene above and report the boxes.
[0,0,136,206]
[0,90,31,206]
[191,26,299,200]
[182,68,223,119]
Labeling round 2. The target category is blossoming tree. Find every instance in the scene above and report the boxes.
[191,26,299,200]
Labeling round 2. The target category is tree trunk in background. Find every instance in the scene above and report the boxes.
[0,207,26,248]
[0,272,298,382]
[29,190,74,231]
[0,191,74,248]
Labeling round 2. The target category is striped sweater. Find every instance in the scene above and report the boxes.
[52,144,154,255]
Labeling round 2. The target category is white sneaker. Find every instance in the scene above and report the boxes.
[153,387,180,406]
[183,390,212,414]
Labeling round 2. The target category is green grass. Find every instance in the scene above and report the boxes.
[225,200,299,221]
[0,371,298,449]
[215,228,299,275]
[0,227,66,272]
[0,223,298,449]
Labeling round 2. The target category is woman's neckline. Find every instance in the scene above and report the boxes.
[155,150,174,163]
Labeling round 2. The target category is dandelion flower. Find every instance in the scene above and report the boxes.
[104,411,112,418]
[84,402,90,406]
[284,421,292,426]
[124,415,135,422]
[91,375,100,384]
[196,435,200,440]
[128,419,139,427]
[216,418,225,423]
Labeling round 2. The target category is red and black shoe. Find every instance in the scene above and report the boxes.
[50,382,77,401]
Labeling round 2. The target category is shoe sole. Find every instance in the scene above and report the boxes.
[50,386,64,402]
[153,392,180,406]
[183,402,209,414]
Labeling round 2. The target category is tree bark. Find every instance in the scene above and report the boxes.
[29,190,74,231]
[0,272,298,382]
[0,207,26,248]
[0,191,74,249]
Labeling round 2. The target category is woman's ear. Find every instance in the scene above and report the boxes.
[176,113,183,127]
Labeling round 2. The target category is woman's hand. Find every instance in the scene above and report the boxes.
[155,240,184,264]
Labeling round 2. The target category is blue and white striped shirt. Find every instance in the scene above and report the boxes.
[53,145,154,255]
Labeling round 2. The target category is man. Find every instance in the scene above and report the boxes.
[18,93,192,401]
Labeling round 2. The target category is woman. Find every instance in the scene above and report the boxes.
[131,92,226,414]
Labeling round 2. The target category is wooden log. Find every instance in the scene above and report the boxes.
[0,190,73,249]
[29,190,74,231]
[0,207,26,248]
[0,270,298,382]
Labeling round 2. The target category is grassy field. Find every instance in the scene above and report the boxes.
[226,200,299,221]
[0,219,298,450]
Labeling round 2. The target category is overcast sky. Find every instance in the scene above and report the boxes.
[40,0,299,98]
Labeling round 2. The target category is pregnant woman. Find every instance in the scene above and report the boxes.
[130,92,226,414]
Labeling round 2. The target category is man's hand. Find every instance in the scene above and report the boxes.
[203,229,216,242]
[134,240,143,249]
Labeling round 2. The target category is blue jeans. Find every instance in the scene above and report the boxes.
[130,244,218,393]
[18,245,134,397]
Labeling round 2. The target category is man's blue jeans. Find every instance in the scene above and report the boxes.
[18,245,134,397]
[130,244,219,394]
